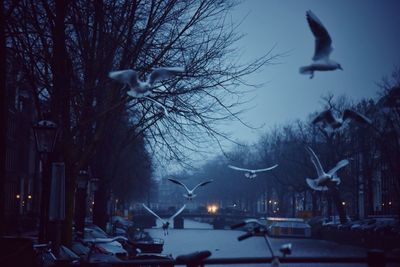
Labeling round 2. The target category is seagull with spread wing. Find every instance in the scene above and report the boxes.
[299,10,342,79]
[228,164,278,179]
[312,109,372,132]
[109,67,184,116]
[167,178,213,200]
[305,146,349,191]
[142,204,185,235]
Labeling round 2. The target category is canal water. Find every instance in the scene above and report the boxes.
[145,219,385,266]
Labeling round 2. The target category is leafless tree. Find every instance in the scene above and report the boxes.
[5,0,278,242]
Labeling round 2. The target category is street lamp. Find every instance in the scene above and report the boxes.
[33,119,59,242]
[33,120,59,154]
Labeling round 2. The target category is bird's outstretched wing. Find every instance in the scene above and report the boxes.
[168,178,190,193]
[192,180,213,192]
[169,205,186,220]
[342,109,372,125]
[109,69,139,89]
[254,164,279,173]
[227,165,252,172]
[148,67,185,85]
[312,110,336,125]
[327,159,349,176]
[306,146,325,176]
[142,203,164,223]
[306,10,333,61]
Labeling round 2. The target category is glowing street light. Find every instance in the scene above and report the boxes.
[207,204,218,214]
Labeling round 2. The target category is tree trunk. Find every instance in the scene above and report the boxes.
[0,0,6,237]
[365,167,375,216]
[52,0,73,246]
[93,183,108,230]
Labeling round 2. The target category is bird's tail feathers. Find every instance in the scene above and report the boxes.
[306,178,328,191]
[184,194,196,200]
[299,66,313,75]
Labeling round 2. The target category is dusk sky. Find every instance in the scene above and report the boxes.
[156,0,400,175]
[222,0,400,143]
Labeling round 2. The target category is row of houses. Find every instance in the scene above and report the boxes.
[3,87,40,234]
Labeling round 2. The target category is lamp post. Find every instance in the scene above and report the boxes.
[33,120,59,242]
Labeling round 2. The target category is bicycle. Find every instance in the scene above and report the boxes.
[231,219,292,267]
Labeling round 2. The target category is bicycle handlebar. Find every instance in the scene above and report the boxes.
[238,232,253,241]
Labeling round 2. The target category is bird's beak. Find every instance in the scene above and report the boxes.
[339,66,343,70]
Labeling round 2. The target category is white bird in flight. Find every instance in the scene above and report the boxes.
[299,10,342,79]
[305,146,349,191]
[167,178,213,200]
[109,67,184,116]
[142,204,186,235]
[109,67,185,96]
[228,164,278,179]
[312,109,372,132]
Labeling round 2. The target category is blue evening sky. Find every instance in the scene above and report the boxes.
[224,0,400,142]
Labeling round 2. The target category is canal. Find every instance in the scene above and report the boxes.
[145,219,386,266]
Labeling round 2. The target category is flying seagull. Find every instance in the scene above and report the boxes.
[167,178,213,200]
[109,67,185,96]
[109,67,184,116]
[305,146,349,191]
[228,164,278,179]
[299,10,342,79]
[142,204,186,235]
[312,109,372,132]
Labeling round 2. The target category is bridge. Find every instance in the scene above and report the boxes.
[133,211,249,229]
